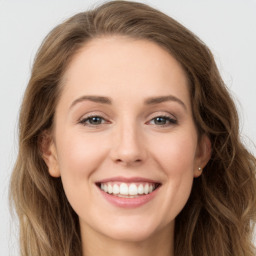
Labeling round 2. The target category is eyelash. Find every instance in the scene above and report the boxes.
[79,115,109,126]
[147,115,177,126]
[78,114,177,127]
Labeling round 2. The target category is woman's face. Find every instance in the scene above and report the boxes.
[43,36,210,243]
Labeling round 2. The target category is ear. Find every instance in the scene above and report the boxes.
[194,134,212,178]
[40,131,61,177]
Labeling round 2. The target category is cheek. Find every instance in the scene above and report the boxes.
[54,130,110,218]
[55,130,108,197]
[154,131,197,174]
[56,131,106,174]
[150,130,197,219]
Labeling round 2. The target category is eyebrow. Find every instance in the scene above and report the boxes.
[144,95,187,110]
[70,95,112,109]
[70,94,186,110]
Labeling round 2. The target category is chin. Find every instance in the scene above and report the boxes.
[99,219,167,243]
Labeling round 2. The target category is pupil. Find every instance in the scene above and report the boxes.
[90,117,102,124]
[155,117,166,124]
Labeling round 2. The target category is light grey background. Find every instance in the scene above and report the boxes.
[1,0,255,255]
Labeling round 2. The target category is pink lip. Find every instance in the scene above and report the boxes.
[98,188,159,208]
[96,176,160,183]
[95,176,161,208]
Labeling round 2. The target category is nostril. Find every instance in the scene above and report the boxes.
[115,158,143,165]
[110,138,147,165]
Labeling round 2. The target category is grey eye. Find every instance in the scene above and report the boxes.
[80,116,106,126]
[150,116,177,125]
[88,116,103,125]
[154,117,169,125]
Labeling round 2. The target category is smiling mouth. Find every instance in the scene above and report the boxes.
[96,182,161,198]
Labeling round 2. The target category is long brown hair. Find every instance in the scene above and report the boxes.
[10,1,256,255]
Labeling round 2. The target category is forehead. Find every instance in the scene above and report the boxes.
[60,36,190,107]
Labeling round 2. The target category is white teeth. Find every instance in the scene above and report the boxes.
[128,183,137,195]
[99,182,158,196]
[108,184,113,194]
[120,183,129,195]
[144,184,149,194]
[138,184,144,194]
[113,184,119,194]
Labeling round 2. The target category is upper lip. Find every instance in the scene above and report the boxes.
[95,176,161,184]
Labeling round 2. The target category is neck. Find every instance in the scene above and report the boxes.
[81,223,174,256]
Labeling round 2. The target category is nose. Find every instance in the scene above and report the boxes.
[110,122,147,166]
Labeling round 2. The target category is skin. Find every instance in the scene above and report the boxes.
[42,36,211,256]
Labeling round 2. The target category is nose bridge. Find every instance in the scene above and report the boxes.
[119,119,138,149]
[111,116,146,164]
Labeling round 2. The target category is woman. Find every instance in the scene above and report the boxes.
[10,1,256,255]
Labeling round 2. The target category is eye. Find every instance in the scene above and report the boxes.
[148,116,177,126]
[79,116,108,126]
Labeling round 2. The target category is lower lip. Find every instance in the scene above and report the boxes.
[97,186,160,208]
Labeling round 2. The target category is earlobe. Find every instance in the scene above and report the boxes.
[40,131,61,177]
[194,167,203,178]
[194,134,212,178]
